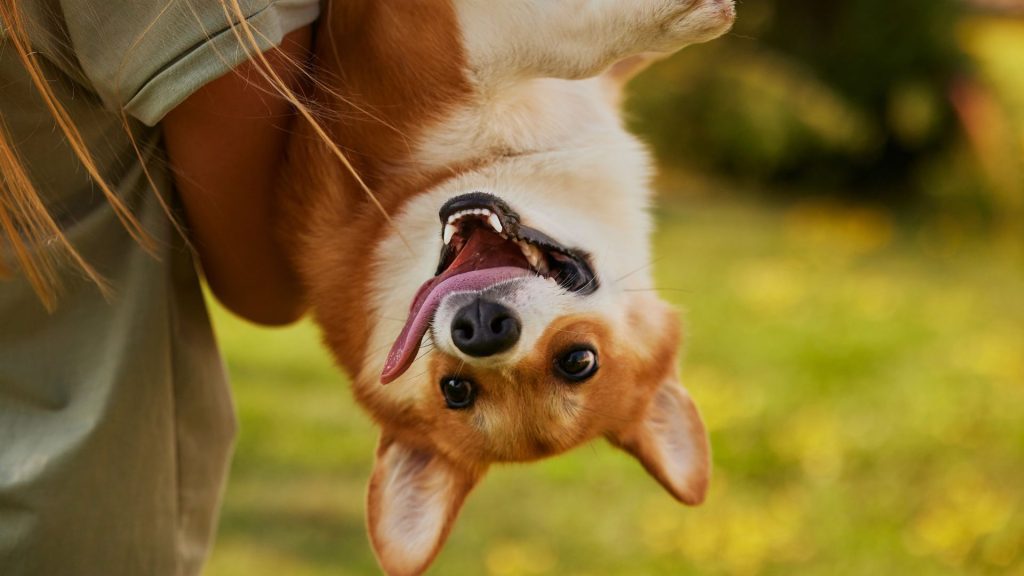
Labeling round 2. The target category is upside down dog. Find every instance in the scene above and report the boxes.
[279,1,735,574]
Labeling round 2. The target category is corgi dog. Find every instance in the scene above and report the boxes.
[279,1,735,574]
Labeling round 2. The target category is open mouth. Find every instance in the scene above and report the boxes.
[380,192,597,384]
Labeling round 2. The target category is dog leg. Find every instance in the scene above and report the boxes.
[454,0,735,87]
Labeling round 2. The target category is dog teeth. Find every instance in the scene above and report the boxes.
[517,240,546,271]
[487,213,503,234]
[443,207,503,241]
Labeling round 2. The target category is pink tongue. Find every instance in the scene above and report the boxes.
[380,266,531,384]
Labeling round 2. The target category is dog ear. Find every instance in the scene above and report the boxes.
[607,377,711,505]
[366,436,480,576]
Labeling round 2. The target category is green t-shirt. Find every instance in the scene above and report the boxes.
[0,1,318,574]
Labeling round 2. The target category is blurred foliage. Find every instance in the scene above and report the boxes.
[627,0,1024,211]
[206,199,1024,576]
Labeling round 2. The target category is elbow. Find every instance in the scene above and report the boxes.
[207,281,309,327]
[232,302,308,327]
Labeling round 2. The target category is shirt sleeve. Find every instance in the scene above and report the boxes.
[59,0,320,126]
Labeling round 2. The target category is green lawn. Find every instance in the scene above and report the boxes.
[205,197,1023,576]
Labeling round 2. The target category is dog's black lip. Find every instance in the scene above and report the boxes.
[435,192,599,294]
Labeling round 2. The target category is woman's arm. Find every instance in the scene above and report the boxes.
[162,26,312,326]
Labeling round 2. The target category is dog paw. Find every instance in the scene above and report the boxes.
[650,0,736,50]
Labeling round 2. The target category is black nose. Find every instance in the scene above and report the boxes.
[451,299,521,357]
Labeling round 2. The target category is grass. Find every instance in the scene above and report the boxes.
[205,196,1024,576]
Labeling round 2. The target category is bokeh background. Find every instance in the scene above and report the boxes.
[206,1,1024,574]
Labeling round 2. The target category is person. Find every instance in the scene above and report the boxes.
[0,1,322,573]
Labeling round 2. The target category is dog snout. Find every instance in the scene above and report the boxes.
[451,298,521,357]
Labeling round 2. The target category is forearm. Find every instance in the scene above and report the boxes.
[163,27,312,326]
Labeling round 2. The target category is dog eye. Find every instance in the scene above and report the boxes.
[440,377,477,409]
[554,348,599,382]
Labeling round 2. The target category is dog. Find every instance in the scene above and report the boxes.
[278,1,735,574]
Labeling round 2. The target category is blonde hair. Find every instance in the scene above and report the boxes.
[0,0,383,311]
[1,1,135,309]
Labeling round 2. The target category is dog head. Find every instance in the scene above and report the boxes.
[353,160,709,574]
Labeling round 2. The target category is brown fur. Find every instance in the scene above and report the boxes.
[280,0,471,372]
